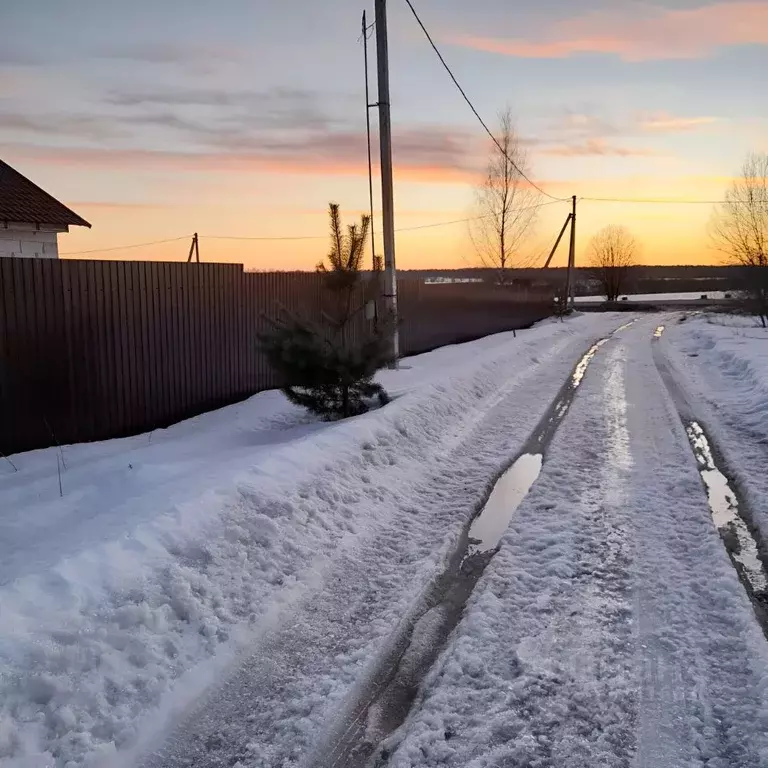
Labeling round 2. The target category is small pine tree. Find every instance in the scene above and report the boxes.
[317,202,370,295]
[260,203,393,419]
[260,313,392,418]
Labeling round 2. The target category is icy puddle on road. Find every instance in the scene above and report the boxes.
[652,323,768,635]
[316,328,632,768]
[465,335,611,559]
[685,421,768,597]
[464,454,542,558]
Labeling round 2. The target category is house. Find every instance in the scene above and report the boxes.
[0,159,90,259]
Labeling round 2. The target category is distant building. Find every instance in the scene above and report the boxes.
[0,159,90,259]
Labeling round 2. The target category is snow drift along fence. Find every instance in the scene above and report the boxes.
[0,259,553,454]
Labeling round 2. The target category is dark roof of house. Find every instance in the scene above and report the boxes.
[0,159,91,228]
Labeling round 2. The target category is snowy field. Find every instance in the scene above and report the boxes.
[0,313,624,767]
[4,310,768,768]
[575,291,729,303]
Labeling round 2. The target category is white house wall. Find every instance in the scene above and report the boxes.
[0,225,64,259]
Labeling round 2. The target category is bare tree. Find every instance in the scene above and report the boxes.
[469,108,539,285]
[588,225,638,301]
[710,152,768,326]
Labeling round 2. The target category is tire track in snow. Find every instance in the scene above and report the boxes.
[652,330,768,634]
[384,317,768,768]
[133,319,625,768]
[382,333,640,767]
[314,325,640,768]
[533,342,636,767]
[624,320,768,767]
[663,317,768,558]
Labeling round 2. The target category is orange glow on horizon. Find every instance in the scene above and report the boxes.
[60,185,726,271]
[17,146,742,271]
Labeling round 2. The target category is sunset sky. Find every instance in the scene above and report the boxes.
[1,0,766,269]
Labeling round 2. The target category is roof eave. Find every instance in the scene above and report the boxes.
[60,206,91,229]
[2,218,91,230]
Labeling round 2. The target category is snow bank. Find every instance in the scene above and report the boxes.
[667,314,768,438]
[665,314,768,542]
[0,314,622,767]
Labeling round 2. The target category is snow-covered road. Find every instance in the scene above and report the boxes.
[3,312,768,768]
[0,314,622,767]
[386,315,768,767]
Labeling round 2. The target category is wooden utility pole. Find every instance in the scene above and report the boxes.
[543,213,573,269]
[362,11,379,273]
[374,0,400,363]
[187,232,200,263]
[565,196,576,306]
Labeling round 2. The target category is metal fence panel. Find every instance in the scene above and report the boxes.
[0,260,552,454]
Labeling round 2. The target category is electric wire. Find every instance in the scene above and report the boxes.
[60,235,192,256]
[402,0,567,202]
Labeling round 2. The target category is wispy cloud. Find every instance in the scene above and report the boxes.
[557,113,619,137]
[5,123,482,186]
[96,42,242,66]
[0,41,243,73]
[542,139,659,157]
[0,112,127,141]
[0,88,358,150]
[450,2,768,61]
[636,113,719,132]
[538,107,721,148]
[0,77,483,185]
[0,49,45,66]
[107,86,349,133]
[107,85,324,109]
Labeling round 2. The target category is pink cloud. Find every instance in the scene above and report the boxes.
[6,145,482,186]
[451,2,768,61]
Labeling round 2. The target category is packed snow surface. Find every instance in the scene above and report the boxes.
[386,316,768,767]
[5,311,768,768]
[0,313,624,767]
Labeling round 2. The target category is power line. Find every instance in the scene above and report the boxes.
[396,216,493,233]
[402,0,566,203]
[401,2,763,209]
[203,233,327,241]
[395,198,565,232]
[59,199,571,256]
[205,199,565,242]
[580,196,766,205]
[357,20,376,43]
[67,191,760,257]
[60,235,192,256]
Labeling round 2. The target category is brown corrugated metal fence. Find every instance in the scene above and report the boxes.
[0,259,552,455]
